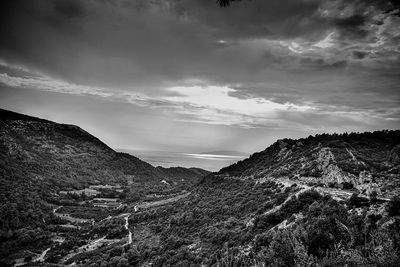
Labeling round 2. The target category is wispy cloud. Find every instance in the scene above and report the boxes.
[1,60,398,131]
[0,62,151,104]
[0,72,114,97]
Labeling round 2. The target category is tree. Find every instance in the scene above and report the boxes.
[387,196,400,216]
[349,193,369,208]
[306,216,351,258]
[217,0,246,7]
[24,255,32,262]
[370,190,378,204]
[257,229,313,266]
[127,247,141,265]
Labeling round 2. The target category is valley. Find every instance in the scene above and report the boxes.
[9,181,192,266]
[2,0,400,265]
[1,109,399,266]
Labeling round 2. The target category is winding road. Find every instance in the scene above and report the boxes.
[123,214,132,246]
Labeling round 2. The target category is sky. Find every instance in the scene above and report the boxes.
[0,0,399,154]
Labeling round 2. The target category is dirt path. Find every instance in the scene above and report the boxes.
[53,205,90,223]
[262,178,311,217]
[136,192,191,210]
[53,206,61,213]
[33,247,51,263]
[265,186,309,217]
[247,180,310,227]
[61,236,115,263]
[120,192,190,247]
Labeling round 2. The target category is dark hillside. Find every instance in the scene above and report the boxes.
[0,108,209,187]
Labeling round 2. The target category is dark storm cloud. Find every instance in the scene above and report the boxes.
[332,14,369,38]
[182,0,325,39]
[1,0,398,85]
[45,0,88,33]
[351,50,369,60]
[53,0,87,19]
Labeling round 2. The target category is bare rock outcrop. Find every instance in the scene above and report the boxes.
[316,147,357,186]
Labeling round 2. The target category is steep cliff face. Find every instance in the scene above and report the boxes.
[217,130,400,197]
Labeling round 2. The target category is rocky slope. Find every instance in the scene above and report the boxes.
[216,130,400,197]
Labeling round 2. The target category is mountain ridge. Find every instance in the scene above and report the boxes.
[214,130,400,198]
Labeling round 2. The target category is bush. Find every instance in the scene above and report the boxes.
[215,248,255,267]
[341,182,354,189]
[370,190,378,204]
[254,212,284,231]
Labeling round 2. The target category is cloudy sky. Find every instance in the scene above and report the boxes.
[0,0,399,153]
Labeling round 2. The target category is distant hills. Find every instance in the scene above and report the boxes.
[199,150,249,157]
[118,149,246,172]
[216,130,400,198]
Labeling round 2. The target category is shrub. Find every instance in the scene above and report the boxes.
[341,182,354,189]
[215,248,256,267]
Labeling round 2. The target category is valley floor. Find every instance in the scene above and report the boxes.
[8,184,192,267]
[6,177,400,267]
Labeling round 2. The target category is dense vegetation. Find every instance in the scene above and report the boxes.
[59,177,400,266]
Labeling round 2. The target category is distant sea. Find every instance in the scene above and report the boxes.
[117,150,248,172]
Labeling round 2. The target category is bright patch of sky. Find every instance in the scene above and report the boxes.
[165,85,314,117]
